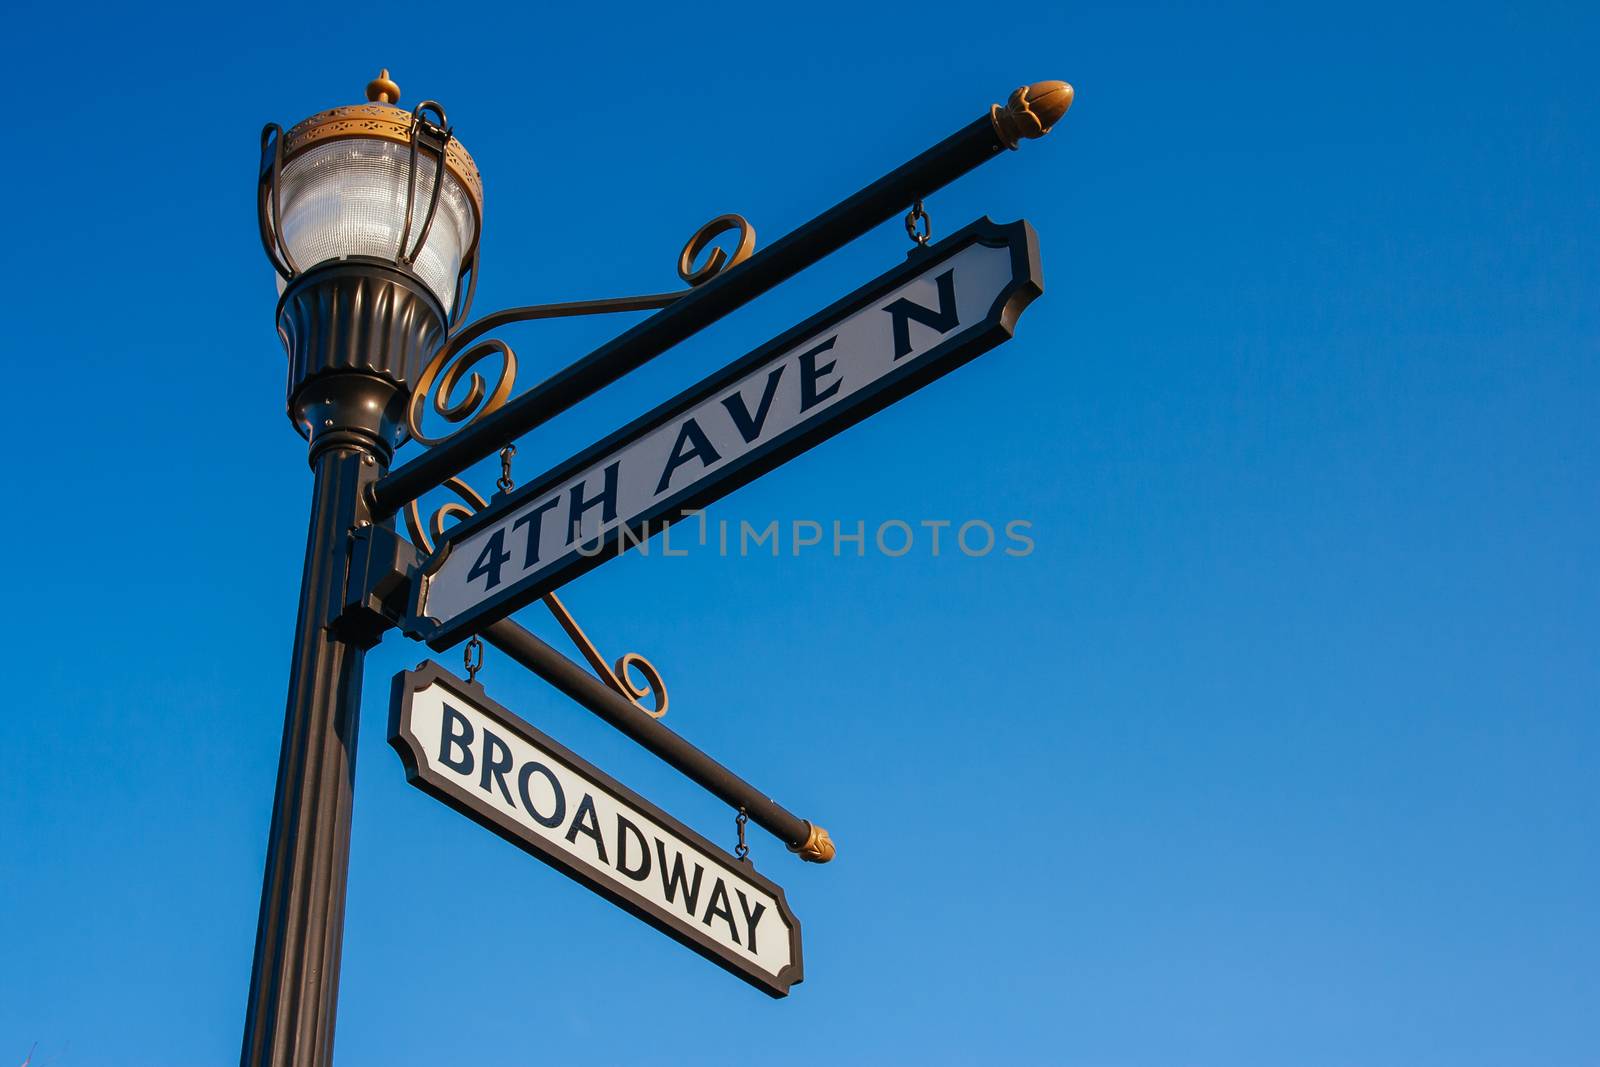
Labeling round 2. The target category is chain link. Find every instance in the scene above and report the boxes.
[734,808,749,863]
[905,198,931,247]
[464,634,484,684]
[496,445,517,495]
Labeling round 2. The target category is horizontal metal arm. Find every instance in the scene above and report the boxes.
[369,90,1060,520]
[482,617,834,862]
[431,290,685,365]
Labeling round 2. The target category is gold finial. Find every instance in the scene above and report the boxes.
[788,822,836,863]
[991,80,1074,149]
[366,69,401,105]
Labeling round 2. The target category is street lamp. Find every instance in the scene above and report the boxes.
[243,71,481,1067]
[260,69,483,448]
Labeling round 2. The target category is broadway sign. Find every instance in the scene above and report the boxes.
[389,662,803,996]
[408,217,1042,649]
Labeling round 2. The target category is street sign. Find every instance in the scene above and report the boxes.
[407,216,1043,649]
[389,661,804,997]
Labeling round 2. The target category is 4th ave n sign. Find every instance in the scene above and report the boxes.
[407,217,1043,649]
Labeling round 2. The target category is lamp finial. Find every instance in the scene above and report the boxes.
[366,69,401,105]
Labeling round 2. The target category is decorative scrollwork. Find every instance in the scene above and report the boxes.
[404,213,757,449]
[614,652,667,708]
[678,213,756,286]
[544,593,669,719]
[402,476,488,554]
[406,338,517,446]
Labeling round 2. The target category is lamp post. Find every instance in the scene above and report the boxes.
[243,71,483,1067]
[240,65,1069,1062]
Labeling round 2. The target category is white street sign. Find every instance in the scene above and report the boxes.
[408,217,1042,649]
[389,662,804,996]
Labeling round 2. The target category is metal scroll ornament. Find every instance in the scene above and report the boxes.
[404,213,756,447]
[399,215,758,718]
[402,476,488,551]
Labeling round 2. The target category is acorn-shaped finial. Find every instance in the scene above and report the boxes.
[366,69,401,105]
[789,822,836,863]
[991,80,1074,149]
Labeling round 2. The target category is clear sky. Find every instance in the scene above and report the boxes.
[2,1,1596,1064]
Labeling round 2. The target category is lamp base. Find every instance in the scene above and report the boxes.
[278,258,446,461]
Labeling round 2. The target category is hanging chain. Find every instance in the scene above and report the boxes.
[464,634,484,684]
[496,444,517,494]
[905,197,931,247]
[734,808,749,862]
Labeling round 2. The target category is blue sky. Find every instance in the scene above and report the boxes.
[2,1,1596,1064]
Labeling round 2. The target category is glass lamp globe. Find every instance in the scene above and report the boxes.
[269,71,483,314]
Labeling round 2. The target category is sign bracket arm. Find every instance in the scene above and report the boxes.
[365,80,1072,521]
[481,616,835,862]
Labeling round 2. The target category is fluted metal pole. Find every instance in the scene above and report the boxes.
[240,447,377,1066]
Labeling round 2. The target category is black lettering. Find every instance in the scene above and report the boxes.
[701,878,741,944]
[615,815,651,881]
[437,704,474,774]
[655,418,722,495]
[516,761,565,828]
[466,528,512,590]
[654,839,704,915]
[720,365,785,443]
[735,888,767,954]
[564,793,608,863]
[883,268,958,359]
[478,729,514,805]
[511,496,563,567]
[565,462,621,545]
[798,336,842,411]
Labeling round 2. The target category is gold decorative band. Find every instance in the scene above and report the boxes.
[280,101,484,211]
[788,822,836,864]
